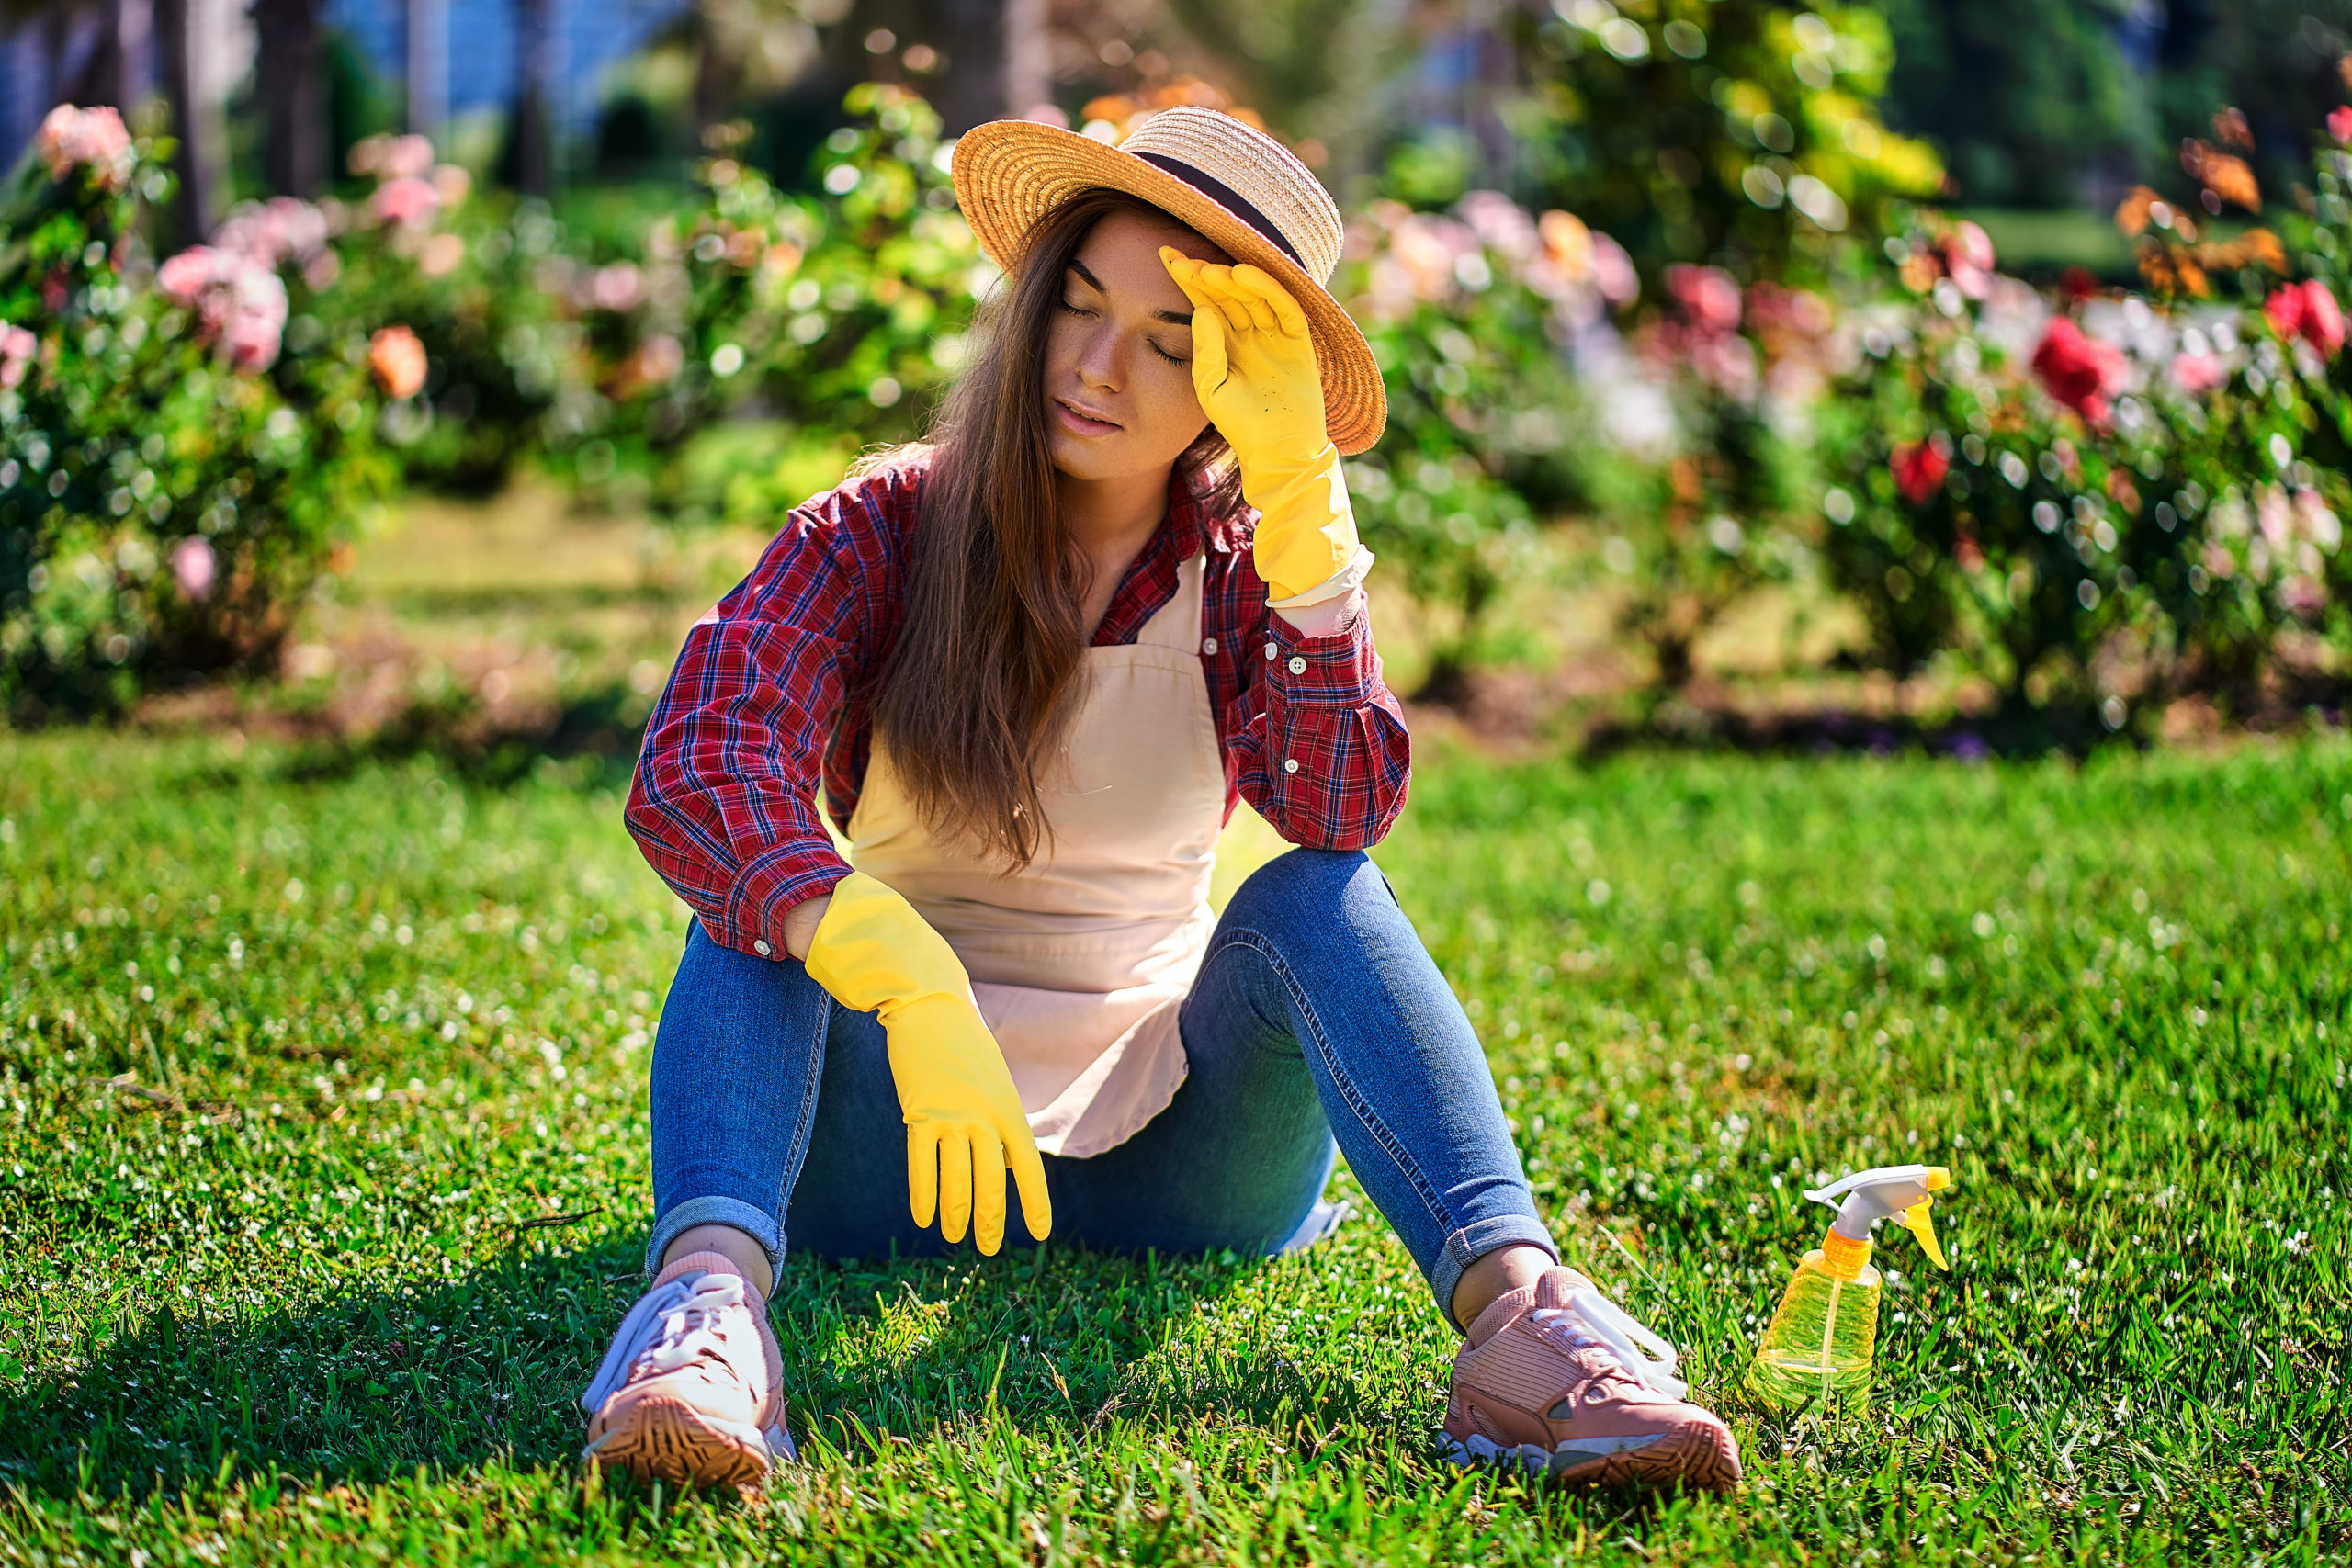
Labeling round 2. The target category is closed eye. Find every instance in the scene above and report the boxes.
[1059,298,1189,366]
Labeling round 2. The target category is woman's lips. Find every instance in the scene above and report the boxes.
[1054,399,1121,436]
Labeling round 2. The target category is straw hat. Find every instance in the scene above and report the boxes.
[952,107,1387,456]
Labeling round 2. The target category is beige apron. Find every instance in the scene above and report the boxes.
[845,553,1226,1158]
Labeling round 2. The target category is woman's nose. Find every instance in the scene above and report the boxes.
[1076,324,1124,389]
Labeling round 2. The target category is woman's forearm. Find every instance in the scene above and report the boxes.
[782,892,832,961]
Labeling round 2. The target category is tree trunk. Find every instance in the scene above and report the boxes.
[254,0,325,196]
[107,0,153,116]
[924,0,1009,133]
[156,0,226,241]
[406,0,447,143]
[512,0,555,196]
[692,0,729,138]
[1002,0,1047,119]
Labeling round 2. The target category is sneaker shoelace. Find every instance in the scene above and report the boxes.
[579,1271,750,1417]
[1528,1287,1689,1402]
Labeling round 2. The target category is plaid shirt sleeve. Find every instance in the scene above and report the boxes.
[622,465,910,958]
[1212,546,1411,851]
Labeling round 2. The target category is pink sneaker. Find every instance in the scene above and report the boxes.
[1442,1268,1741,1493]
[580,1251,794,1495]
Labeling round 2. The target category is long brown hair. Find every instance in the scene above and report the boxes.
[865,187,1242,871]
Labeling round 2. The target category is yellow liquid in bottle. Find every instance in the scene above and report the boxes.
[1744,1249,1881,1411]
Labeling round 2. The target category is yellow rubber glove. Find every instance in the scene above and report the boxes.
[801,872,1051,1253]
[1159,249,1360,603]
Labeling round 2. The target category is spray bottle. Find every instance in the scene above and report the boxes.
[1744,1163,1952,1411]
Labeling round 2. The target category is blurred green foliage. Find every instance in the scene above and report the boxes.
[1883,0,2352,211]
[1512,0,1944,284]
[553,85,989,520]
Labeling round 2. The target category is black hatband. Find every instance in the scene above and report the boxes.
[1130,152,1305,268]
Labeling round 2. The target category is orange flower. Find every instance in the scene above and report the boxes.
[2178,139,2260,211]
[2113,186,2162,238]
[368,324,428,399]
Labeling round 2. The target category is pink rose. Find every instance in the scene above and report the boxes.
[1940,221,1996,300]
[588,263,645,312]
[157,246,227,305]
[0,321,35,389]
[2331,107,2352,146]
[1590,233,1639,306]
[2169,351,2228,393]
[171,537,216,602]
[372,175,440,229]
[36,104,132,189]
[2030,317,2129,423]
[212,199,325,267]
[160,247,287,370]
[1665,264,1742,334]
[381,134,435,180]
[222,265,288,372]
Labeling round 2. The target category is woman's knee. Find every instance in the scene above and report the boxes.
[1221,846,1398,940]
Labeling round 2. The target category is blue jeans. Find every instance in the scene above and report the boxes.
[646,848,1555,1322]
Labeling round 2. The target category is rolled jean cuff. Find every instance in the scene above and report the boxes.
[1433,1215,1559,1328]
[644,1194,785,1280]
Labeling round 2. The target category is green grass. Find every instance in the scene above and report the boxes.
[2,730,2347,1563]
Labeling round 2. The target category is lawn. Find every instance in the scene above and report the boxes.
[1,728,2346,1564]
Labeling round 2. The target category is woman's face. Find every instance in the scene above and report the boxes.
[1042,209,1229,483]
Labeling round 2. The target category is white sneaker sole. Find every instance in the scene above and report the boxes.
[1441,1420,1741,1493]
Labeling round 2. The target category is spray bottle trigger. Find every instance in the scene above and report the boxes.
[1904,1200,1949,1269]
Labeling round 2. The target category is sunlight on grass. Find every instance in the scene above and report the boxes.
[1,730,2346,1563]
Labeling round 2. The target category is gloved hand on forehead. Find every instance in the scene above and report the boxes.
[1159,250,1363,605]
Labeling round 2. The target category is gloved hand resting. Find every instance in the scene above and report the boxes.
[1159,249,1363,604]
[801,872,1052,1253]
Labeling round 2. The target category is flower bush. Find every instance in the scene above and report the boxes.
[1813,198,2349,741]
[1333,196,1623,692]
[0,108,401,721]
[303,132,586,493]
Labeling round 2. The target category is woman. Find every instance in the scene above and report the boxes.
[578,107,1740,1498]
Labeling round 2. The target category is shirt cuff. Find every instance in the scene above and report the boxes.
[1266,547,1374,613]
[717,840,854,959]
[1256,598,1380,707]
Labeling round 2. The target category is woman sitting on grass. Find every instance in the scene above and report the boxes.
[581,107,1741,1498]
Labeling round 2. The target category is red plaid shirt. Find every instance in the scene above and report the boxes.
[625,450,1411,958]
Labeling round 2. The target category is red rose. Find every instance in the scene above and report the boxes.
[1664,264,1742,335]
[1890,437,1951,506]
[2031,318,2128,423]
[2331,106,2352,146]
[2267,280,2345,358]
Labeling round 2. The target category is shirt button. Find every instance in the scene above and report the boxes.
[753,940,772,956]
[1287,655,1307,674]
[1264,641,1278,660]
[1283,758,1300,773]
[1201,637,1217,655]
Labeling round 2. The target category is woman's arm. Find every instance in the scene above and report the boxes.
[625,474,904,958]
[1229,580,1412,851]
